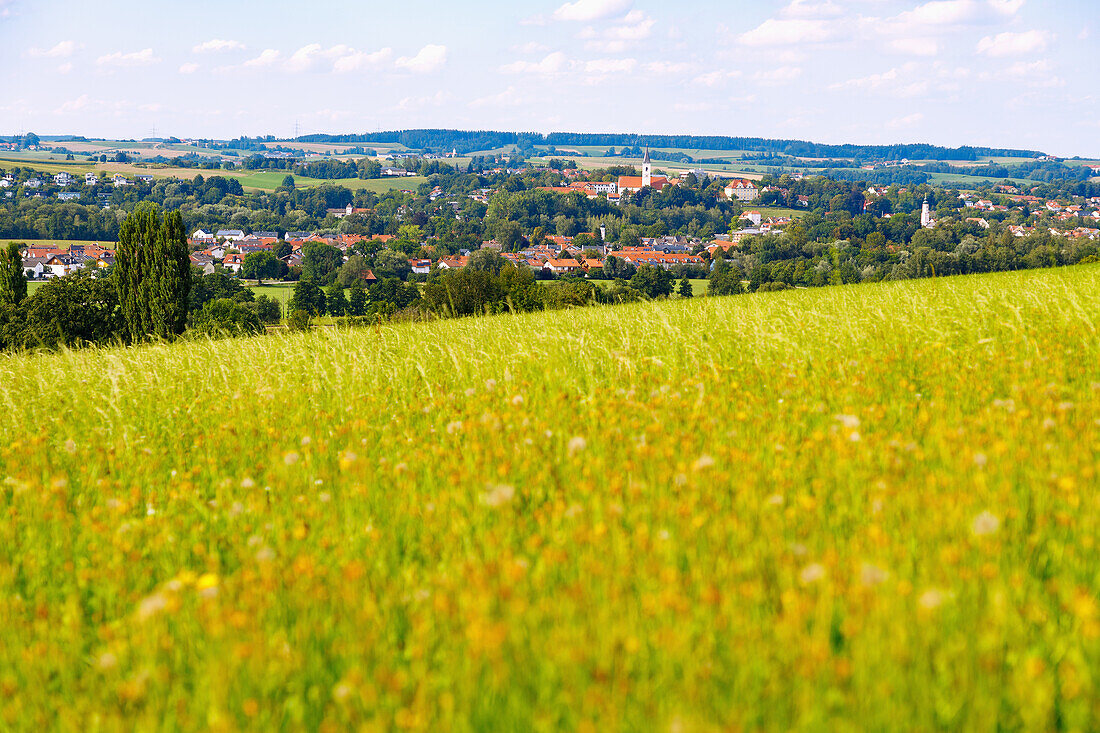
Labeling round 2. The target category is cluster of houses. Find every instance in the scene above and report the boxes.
[19,242,116,280]
[1,171,155,203]
[534,159,761,205]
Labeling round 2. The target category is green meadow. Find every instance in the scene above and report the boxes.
[1,266,1098,731]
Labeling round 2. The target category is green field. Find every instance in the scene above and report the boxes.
[2,267,1099,730]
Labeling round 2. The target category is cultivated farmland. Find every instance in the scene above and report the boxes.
[2,267,1098,731]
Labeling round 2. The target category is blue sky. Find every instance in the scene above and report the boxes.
[2,0,1097,156]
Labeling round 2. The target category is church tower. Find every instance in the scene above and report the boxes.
[642,146,652,188]
[921,196,932,228]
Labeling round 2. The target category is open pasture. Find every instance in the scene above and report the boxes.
[1,266,1098,730]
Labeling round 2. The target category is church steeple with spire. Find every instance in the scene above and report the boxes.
[642,146,652,188]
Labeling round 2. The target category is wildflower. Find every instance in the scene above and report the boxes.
[300,436,311,446]
[835,414,860,429]
[973,453,987,467]
[568,436,587,456]
[284,452,300,466]
[860,562,889,586]
[972,510,1000,536]
[766,494,784,506]
[96,652,117,670]
[692,454,715,471]
[196,574,219,598]
[918,589,945,610]
[446,420,463,434]
[137,592,167,621]
[800,563,826,584]
[481,484,515,507]
[511,395,524,405]
[64,439,76,454]
[241,477,255,488]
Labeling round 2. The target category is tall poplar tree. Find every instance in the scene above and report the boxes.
[114,203,191,341]
[0,243,27,306]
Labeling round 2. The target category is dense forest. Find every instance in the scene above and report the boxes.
[295,129,1042,161]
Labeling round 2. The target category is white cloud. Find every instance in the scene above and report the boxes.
[889,37,940,56]
[285,44,325,72]
[29,40,77,58]
[511,41,549,53]
[739,19,834,46]
[644,61,696,74]
[584,9,654,51]
[552,0,632,22]
[57,62,73,74]
[692,70,740,87]
[179,62,199,74]
[469,86,532,108]
[397,91,454,111]
[897,0,979,26]
[832,67,902,90]
[754,66,803,83]
[333,48,393,73]
[96,48,161,67]
[244,49,280,68]
[977,30,1049,56]
[886,112,924,129]
[780,0,843,18]
[584,58,636,73]
[56,94,91,113]
[395,44,447,73]
[193,39,244,53]
[501,51,569,75]
[987,0,1025,14]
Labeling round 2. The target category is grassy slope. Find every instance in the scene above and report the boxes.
[2,267,1099,730]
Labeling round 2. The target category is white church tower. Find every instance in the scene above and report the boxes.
[921,196,932,228]
[642,146,652,188]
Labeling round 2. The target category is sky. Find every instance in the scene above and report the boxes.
[2,0,1097,157]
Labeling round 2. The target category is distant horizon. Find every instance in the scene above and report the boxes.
[1,129,1059,160]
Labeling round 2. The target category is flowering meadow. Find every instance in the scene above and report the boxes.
[2,266,1098,731]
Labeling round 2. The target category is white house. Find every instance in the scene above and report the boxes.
[215,229,245,242]
[21,258,47,279]
[740,210,762,227]
[112,175,130,187]
[723,179,759,202]
[25,178,42,188]
[85,173,99,186]
[53,172,74,186]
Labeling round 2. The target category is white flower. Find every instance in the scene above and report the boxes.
[918,589,945,610]
[481,484,515,507]
[137,592,167,621]
[284,452,300,465]
[860,562,889,586]
[241,477,255,488]
[972,510,1000,536]
[835,414,860,429]
[692,454,715,471]
[800,563,826,584]
[568,436,587,456]
[446,420,462,435]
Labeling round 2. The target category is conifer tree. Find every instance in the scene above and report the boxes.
[0,243,27,306]
[114,203,191,341]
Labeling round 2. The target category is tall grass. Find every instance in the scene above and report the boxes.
[1,266,1098,730]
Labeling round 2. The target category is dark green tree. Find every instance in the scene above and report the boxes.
[0,243,27,306]
[630,265,673,298]
[21,271,121,348]
[190,298,263,337]
[678,277,693,298]
[301,242,343,284]
[325,284,348,316]
[288,278,326,316]
[114,203,191,341]
[348,280,367,316]
[242,251,278,284]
